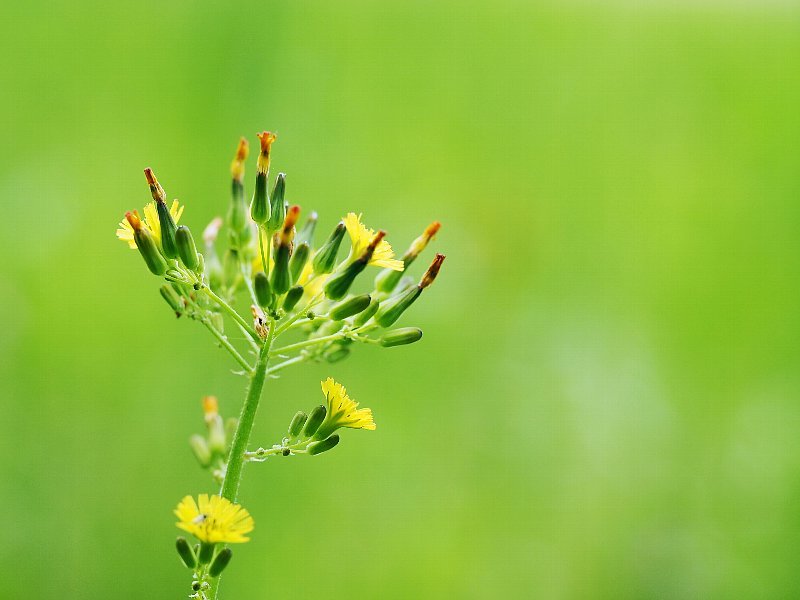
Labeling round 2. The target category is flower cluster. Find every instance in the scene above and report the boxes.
[116,132,445,598]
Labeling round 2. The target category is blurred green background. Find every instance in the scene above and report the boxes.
[2,0,800,597]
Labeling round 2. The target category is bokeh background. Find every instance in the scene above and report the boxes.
[2,0,800,597]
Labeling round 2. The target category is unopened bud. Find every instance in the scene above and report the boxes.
[324,346,351,363]
[208,548,233,578]
[375,286,422,327]
[288,411,308,438]
[303,405,327,437]
[353,301,378,328]
[420,254,445,288]
[189,434,211,467]
[254,272,273,308]
[380,327,423,347]
[283,285,304,312]
[296,211,318,246]
[144,167,166,203]
[270,245,291,295]
[223,249,241,288]
[266,173,287,233]
[376,221,441,293]
[156,201,179,260]
[198,542,215,565]
[330,294,371,321]
[230,137,249,183]
[307,434,340,456]
[160,285,183,317]
[323,260,365,301]
[312,222,346,274]
[289,242,311,284]
[250,172,270,225]
[256,131,277,175]
[176,537,197,569]
[127,211,168,276]
[175,225,200,271]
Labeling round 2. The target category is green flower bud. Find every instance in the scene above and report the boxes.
[270,244,291,295]
[250,171,270,225]
[160,285,183,317]
[254,272,273,308]
[376,286,422,327]
[324,346,351,363]
[283,285,304,312]
[289,242,311,284]
[198,542,215,565]
[175,225,199,271]
[303,405,327,437]
[228,138,250,234]
[380,327,423,347]
[189,434,211,467]
[307,434,340,456]
[266,173,287,233]
[223,249,241,289]
[288,411,308,438]
[207,414,226,456]
[353,299,380,327]
[296,211,318,246]
[312,222,346,274]
[127,212,168,276]
[209,548,233,578]
[175,537,197,569]
[156,200,179,260]
[324,259,367,300]
[330,294,371,321]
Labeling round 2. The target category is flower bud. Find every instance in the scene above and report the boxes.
[270,206,300,295]
[127,211,168,276]
[223,249,241,288]
[198,543,215,565]
[375,286,422,328]
[312,222,346,274]
[228,138,250,234]
[353,299,379,327]
[207,415,226,456]
[156,200,179,260]
[283,285,304,312]
[209,548,233,577]
[324,231,385,300]
[160,285,184,317]
[288,411,308,439]
[324,346,351,363]
[307,434,340,456]
[380,327,423,347]
[375,221,440,293]
[250,173,269,225]
[289,242,311,284]
[175,537,197,569]
[303,405,327,437]
[296,211,318,246]
[420,253,445,289]
[266,173,287,233]
[175,225,200,271]
[189,434,211,467]
[254,272,273,308]
[330,294,371,321]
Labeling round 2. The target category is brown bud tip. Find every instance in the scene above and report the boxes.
[257,131,277,154]
[420,253,445,288]
[425,221,442,239]
[125,210,142,231]
[235,137,249,161]
[368,230,387,251]
[143,167,166,202]
[202,396,219,417]
[279,205,301,245]
[143,168,157,185]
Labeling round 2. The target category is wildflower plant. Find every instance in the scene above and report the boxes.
[116,132,445,598]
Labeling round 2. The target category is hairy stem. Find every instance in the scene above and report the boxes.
[203,287,260,342]
[200,319,253,373]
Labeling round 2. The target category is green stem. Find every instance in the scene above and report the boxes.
[200,319,253,373]
[203,287,260,342]
[270,331,347,356]
[266,355,307,376]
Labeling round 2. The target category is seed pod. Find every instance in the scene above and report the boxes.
[160,285,183,317]
[175,225,199,271]
[266,173,287,233]
[189,435,211,467]
[353,299,379,327]
[127,212,168,276]
[209,548,233,577]
[312,222,346,274]
[330,294,371,321]
[289,242,311,284]
[307,434,340,456]
[375,286,422,327]
[175,537,197,569]
[380,327,423,347]
[303,405,327,437]
[254,272,273,308]
[283,285,304,311]
[288,411,308,439]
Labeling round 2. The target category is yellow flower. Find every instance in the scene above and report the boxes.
[343,213,403,271]
[174,494,254,544]
[116,200,184,249]
[315,377,376,439]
